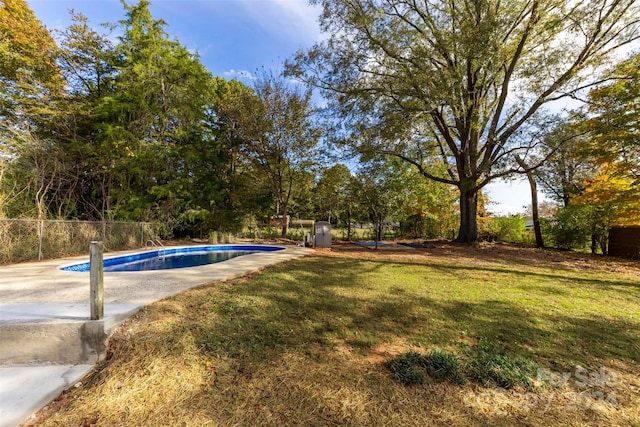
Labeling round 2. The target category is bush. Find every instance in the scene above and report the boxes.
[483,215,527,243]
[544,205,592,250]
[385,348,465,385]
[386,340,536,391]
[385,350,427,385]
[465,339,537,391]
[424,348,466,384]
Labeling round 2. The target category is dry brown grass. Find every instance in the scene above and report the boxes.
[28,243,640,426]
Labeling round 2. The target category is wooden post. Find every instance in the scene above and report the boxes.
[90,241,104,320]
[38,220,44,261]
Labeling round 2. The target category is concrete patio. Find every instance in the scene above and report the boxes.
[0,245,313,427]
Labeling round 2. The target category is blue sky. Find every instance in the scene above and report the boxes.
[28,0,323,80]
[28,0,535,215]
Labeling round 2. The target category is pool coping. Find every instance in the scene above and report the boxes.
[58,244,287,272]
[0,244,313,306]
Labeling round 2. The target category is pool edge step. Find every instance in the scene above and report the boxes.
[0,304,141,365]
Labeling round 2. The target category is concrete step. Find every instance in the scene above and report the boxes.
[0,364,94,427]
[0,304,141,365]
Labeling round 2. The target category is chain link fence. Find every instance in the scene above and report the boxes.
[0,219,162,264]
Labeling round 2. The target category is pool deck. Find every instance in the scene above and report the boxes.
[0,245,313,427]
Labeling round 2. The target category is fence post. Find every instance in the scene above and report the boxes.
[90,241,104,320]
[38,220,44,261]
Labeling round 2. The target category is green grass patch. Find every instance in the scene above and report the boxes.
[386,348,466,385]
[37,248,640,426]
[190,253,640,368]
[385,341,536,389]
[464,338,537,391]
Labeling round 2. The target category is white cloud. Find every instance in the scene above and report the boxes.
[223,69,257,81]
[237,0,322,44]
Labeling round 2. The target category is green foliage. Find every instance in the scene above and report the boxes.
[465,339,537,391]
[484,216,527,243]
[349,158,459,242]
[586,52,640,173]
[313,164,352,225]
[385,349,465,385]
[424,348,466,384]
[385,350,427,385]
[543,205,592,250]
[387,341,537,390]
[238,71,321,237]
[0,0,63,130]
[0,0,275,235]
[288,0,640,243]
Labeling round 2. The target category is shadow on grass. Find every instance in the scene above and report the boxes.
[409,258,640,292]
[77,254,639,426]
[184,256,639,369]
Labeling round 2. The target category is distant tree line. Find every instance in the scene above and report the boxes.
[1,0,638,248]
[0,0,462,240]
[0,0,322,237]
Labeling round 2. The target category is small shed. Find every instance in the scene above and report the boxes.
[609,226,640,260]
[314,221,332,248]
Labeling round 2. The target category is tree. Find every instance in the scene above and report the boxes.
[287,0,640,242]
[516,154,544,247]
[583,52,640,233]
[0,127,61,218]
[0,0,63,136]
[0,0,64,217]
[53,11,119,220]
[536,112,639,253]
[102,0,229,228]
[313,163,352,225]
[536,119,593,208]
[586,53,640,176]
[241,72,321,237]
[352,161,402,248]
[389,161,459,240]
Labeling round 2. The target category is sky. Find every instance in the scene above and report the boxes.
[27,0,537,216]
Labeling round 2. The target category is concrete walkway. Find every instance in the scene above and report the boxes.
[0,245,313,427]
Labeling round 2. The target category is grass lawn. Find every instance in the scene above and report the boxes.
[31,244,640,426]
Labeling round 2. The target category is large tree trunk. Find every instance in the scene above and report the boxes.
[280,215,288,238]
[455,184,478,243]
[528,177,544,248]
[280,203,288,238]
[516,155,544,248]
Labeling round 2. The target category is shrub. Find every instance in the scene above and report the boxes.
[385,350,427,385]
[544,205,592,250]
[465,339,537,391]
[385,348,465,385]
[484,215,527,243]
[386,341,536,391]
[424,348,466,384]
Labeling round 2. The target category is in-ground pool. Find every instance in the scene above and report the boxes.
[59,245,285,272]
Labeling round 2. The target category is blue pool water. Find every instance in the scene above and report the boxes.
[60,245,285,272]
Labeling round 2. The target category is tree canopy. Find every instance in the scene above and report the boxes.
[2,0,639,247]
[287,0,640,242]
